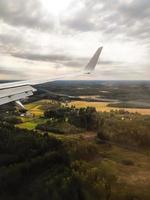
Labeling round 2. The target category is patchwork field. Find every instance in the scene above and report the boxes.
[18,99,150,132]
[16,100,51,130]
[16,99,150,131]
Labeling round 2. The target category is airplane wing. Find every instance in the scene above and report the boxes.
[0,47,103,109]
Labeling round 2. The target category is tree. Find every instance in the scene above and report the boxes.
[71,160,117,200]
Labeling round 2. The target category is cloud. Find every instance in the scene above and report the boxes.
[62,0,150,43]
[0,66,27,80]
[0,0,149,80]
[12,52,73,62]
[61,2,95,32]
[11,50,119,68]
[0,32,25,54]
[0,0,54,30]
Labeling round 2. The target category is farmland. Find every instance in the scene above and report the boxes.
[69,100,150,115]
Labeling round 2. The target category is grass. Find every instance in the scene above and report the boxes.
[69,101,150,115]
[91,143,150,199]
[17,100,50,130]
[17,121,38,130]
[25,99,52,116]
[17,117,49,130]
[47,132,84,142]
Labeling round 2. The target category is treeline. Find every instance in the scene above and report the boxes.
[37,105,98,133]
[108,102,150,109]
[37,103,150,149]
[97,111,150,149]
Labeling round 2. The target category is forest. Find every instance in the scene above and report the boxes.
[0,100,150,200]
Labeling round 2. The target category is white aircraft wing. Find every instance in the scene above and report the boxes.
[0,47,103,108]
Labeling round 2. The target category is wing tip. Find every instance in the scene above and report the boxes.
[85,46,103,72]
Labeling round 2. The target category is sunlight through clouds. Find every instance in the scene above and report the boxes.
[0,0,149,80]
[42,0,73,16]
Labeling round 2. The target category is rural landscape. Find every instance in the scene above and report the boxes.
[0,80,150,200]
[0,0,150,199]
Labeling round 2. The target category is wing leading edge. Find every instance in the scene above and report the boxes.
[0,47,103,108]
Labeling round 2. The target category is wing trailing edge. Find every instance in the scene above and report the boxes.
[0,86,36,106]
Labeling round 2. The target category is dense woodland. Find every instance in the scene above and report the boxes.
[0,100,150,200]
[0,111,117,200]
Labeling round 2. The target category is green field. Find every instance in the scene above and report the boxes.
[16,100,52,130]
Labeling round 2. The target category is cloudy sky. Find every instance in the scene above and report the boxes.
[0,0,149,80]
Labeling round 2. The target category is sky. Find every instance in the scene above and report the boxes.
[0,0,149,80]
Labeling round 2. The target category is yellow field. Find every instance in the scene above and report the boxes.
[16,100,53,130]
[25,99,53,116]
[69,101,150,115]
[24,99,150,116]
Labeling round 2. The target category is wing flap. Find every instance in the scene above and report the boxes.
[0,86,36,105]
